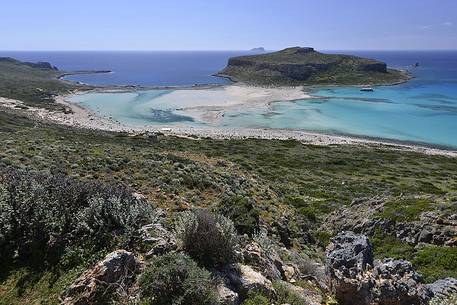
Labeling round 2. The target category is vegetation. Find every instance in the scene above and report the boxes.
[372,234,457,283]
[0,60,456,303]
[242,281,309,305]
[139,253,217,305]
[0,166,154,267]
[0,57,78,110]
[379,197,433,222]
[174,209,239,268]
[217,47,409,86]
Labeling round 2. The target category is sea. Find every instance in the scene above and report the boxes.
[2,50,457,148]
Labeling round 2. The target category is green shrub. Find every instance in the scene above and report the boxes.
[273,280,308,305]
[219,195,260,235]
[0,166,154,266]
[139,253,217,305]
[379,198,432,222]
[413,246,457,283]
[312,230,332,248]
[241,292,270,305]
[174,209,239,268]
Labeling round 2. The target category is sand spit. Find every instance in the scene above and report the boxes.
[1,88,456,157]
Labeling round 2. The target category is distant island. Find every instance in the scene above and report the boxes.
[250,47,265,52]
[217,47,410,86]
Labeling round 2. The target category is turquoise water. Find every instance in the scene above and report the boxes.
[67,51,457,148]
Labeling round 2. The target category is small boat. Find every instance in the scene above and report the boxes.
[413,62,420,67]
[360,87,374,92]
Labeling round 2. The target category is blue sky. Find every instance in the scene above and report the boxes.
[1,0,456,50]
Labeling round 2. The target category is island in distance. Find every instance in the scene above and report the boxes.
[217,47,410,86]
[250,47,265,52]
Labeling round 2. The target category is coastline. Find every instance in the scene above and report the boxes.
[1,91,456,157]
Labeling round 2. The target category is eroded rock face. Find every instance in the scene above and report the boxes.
[371,259,432,305]
[325,232,432,305]
[326,232,374,305]
[60,250,141,305]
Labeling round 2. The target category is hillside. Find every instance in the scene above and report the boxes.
[0,57,456,305]
[0,57,77,110]
[217,47,410,86]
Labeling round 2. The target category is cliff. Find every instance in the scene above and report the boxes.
[217,47,409,86]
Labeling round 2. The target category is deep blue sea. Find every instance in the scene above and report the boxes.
[1,50,457,148]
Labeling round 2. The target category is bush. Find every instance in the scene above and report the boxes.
[219,195,260,236]
[412,245,457,283]
[139,253,217,305]
[273,281,308,305]
[241,292,270,305]
[174,209,239,268]
[0,166,154,266]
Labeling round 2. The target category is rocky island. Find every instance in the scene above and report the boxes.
[217,47,410,86]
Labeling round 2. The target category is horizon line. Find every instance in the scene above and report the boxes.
[2,48,457,52]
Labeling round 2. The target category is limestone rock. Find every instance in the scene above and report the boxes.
[225,264,275,299]
[140,222,177,257]
[325,231,373,305]
[242,241,283,280]
[427,277,457,301]
[217,283,240,305]
[371,258,432,305]
[60,250,141,305]
[325,232,433,305]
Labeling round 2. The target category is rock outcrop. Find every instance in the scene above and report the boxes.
[326,231,433,305]
[427,277,457,301]
[60,250,141,305]
[324,198,457,246]
[224,264,275,299]
[140,222,177,257]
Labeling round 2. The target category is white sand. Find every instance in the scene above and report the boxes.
[144,85,311,123]
[1,89,456,157]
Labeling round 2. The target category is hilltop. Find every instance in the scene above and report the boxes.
[217,47,410,86]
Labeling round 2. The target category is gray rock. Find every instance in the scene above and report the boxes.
[427,277,457,300]
[371,258,432,305]
[217,283,240,305]
[141,222,177,257]
[242,241,283,280]
[224,264,275,299]
[326,232,433,305]
[60,250,141,305]
[325,232,373,305]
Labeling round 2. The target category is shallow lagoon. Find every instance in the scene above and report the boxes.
[69,51,457,148]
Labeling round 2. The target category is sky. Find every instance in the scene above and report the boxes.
[1,0,456,51]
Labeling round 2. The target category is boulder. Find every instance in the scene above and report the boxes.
[427,277,457,301]
[371,258,432,305]
[325,232,373,305]
[225,264,275,299]
[326,232,433,305]
[242,241,283,280]
[140,222,177,257]
[217,283,240,305]
[60,250,141,305]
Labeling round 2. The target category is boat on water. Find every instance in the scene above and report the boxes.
[360,87,374,92]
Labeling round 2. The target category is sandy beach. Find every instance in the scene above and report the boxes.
[1,87,456,157]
